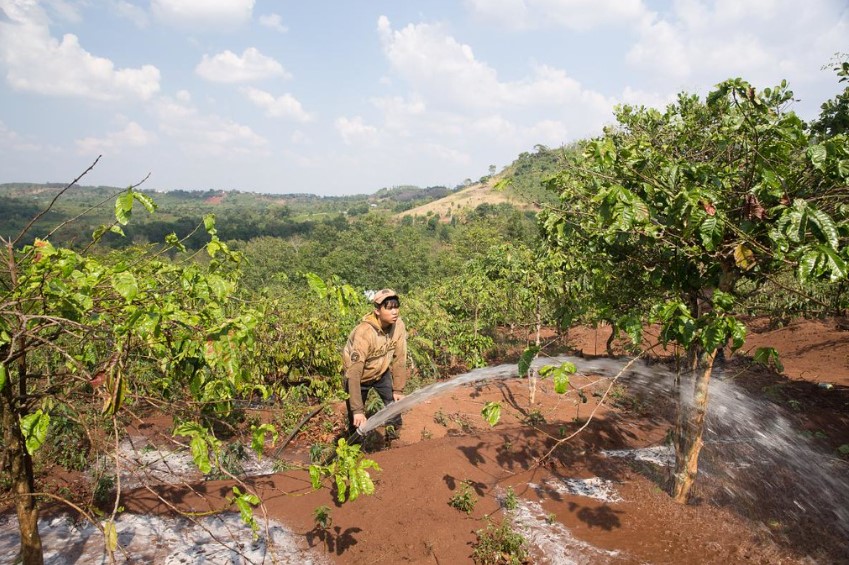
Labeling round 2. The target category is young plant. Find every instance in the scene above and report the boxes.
[313,505,332,529]
[472,517,528,564]
[309,438,381,503]
[501,486,518,512]
[448,482,477,514]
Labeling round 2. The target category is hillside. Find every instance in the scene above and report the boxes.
[396,177,538,220]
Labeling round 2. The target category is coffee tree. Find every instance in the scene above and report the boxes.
[0,169,263,563]
[540,78,849,502]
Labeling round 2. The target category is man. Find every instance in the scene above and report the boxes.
[342,288,408,436]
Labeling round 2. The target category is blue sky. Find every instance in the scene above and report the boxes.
[0,1,847,196]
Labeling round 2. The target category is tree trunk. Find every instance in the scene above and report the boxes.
[605,319,617,357]
[671,346,716,503]
[1,362,44,565]
[529,297,541,406]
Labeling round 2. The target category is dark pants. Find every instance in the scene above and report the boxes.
[345,369,402,433]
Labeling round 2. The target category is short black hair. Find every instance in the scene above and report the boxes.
[379,297,400,309]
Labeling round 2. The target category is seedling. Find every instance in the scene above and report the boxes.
[502,486,518,511]
[472,518,527,564]
[448,482,477,514]
[313,505,332,529]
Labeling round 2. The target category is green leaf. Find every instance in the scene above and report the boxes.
[0,364,6,392]
[699,215,722,251]
[821,245,848,281]
[132,191,157,213]
[111,271,139,302]
[309,464,323,490]
[518,346,539,378]
[305,272,329,299]
[481,402,501,426]
[553,371,569,394]
[189,435,212,474]
[173,422,217,474]
[807,207,839,249]
[753,347,783,372]
[20,410,50,455]
[115,190,134,225]
[701,319,727,352]
[797,248,819,283]
[250,423,278,458]
[727,318,747,350]
[203,214,217,235]
[808,144,828,172]
[232,487,260,533]
[165,233,187,252]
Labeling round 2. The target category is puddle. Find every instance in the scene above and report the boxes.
[508,497,625,564]
[602,445,675,467]
[531,477,623,503]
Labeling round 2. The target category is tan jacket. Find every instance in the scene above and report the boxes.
[342,312,408,415]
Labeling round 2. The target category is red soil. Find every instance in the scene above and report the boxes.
[118,318,849,564]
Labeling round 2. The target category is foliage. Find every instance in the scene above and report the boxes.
[309,438,381,503]
[481,402,501,427]
[313,505,332,529]
[539,76,849,502]
[753,346,785,372]
[811,55,849,139]
[472,517,528,565]
[230,486,261,536]
[501,486,518,511]
[448,481,477,514]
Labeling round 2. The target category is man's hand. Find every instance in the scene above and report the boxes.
[353,413,367,429]
[393,392,405,402]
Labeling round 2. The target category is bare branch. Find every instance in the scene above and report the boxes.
[12,156,102,247]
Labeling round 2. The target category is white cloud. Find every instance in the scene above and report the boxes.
[258,13,287,33]
[618,86,676,110]
[376,16,612,128]
[195,48,289,83]
[626,0,849,91]
[241,87,312,122]
[335,116,378,145]
[151,0,254,30]
[76,122,157,155]
[464,0,650,31]
[0,1,160,101]
[152,95,267,157]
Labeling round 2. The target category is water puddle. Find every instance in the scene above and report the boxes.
[500,494,624,564]
[531,477,624,503]
[602,445,675,468]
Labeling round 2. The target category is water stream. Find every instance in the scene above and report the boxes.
[359,355,648,434]
[359,354,849,546]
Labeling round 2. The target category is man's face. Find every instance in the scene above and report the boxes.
[376,300,400,327]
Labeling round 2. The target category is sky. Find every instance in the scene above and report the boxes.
[0,1,847,197]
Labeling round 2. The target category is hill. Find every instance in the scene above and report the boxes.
[396,178,537,220]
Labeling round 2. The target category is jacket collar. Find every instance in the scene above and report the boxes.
[363,311,391,334]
